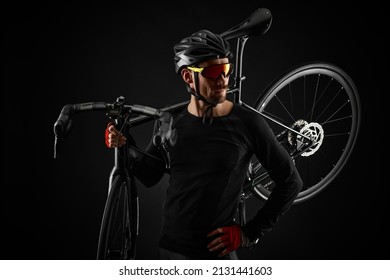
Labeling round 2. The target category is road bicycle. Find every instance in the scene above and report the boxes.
[53,8,361,259]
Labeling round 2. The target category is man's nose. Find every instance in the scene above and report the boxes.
[216,73,227,84]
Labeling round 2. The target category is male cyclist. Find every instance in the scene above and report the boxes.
[106,30,303,259]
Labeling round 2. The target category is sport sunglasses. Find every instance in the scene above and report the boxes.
[187,63,234,79]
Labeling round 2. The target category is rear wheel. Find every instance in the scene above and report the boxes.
[249,62,361,203]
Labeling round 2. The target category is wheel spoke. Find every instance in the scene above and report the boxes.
[273,94,296,123]
[315,86,343,123]
[310,74,321,121]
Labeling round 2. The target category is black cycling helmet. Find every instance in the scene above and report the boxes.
[174,29,233,74]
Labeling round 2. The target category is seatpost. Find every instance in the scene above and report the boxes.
[233,36,249,105]
[233,37,249,225]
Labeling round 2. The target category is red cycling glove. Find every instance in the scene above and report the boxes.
[105,122,113,148]
[207,225,242,257]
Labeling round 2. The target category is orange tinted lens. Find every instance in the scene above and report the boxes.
[202,63,233,79]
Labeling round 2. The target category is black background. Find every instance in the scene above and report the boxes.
[1,2,387,260]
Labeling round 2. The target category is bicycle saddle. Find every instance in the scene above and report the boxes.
[220,8,272,40]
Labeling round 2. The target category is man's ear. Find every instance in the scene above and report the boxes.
[181,68,193,84]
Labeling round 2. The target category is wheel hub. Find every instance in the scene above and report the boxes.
[288,120,324,156]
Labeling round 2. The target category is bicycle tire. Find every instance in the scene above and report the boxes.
[97,174,138,259]
[250,62,361,203]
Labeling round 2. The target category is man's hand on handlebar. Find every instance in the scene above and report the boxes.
[105,123,127,148]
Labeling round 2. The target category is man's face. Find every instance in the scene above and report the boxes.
[192,58,231,105]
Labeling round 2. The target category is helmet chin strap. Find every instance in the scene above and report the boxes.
[186,72,216,125]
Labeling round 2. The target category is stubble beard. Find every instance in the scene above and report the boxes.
[208,85,228,104]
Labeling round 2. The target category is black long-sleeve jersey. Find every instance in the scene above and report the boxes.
[132,103,302,258]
